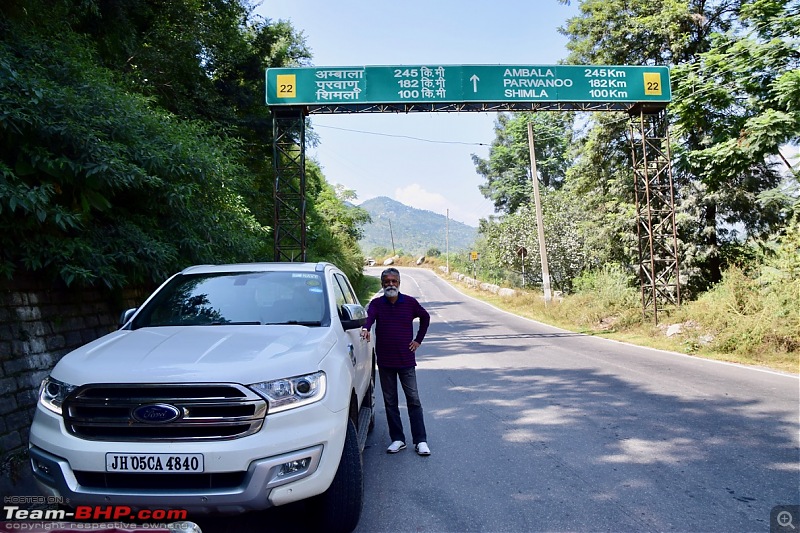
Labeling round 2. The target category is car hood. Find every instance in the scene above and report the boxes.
[51,325,338,386]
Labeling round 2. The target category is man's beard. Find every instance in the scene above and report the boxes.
[384,287,399,297]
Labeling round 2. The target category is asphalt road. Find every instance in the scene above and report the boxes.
[34,266,796,533]
[348,266,799,533]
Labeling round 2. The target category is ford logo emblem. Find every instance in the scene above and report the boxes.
[131,403,181,424]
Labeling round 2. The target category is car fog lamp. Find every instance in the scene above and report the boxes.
[277,458,311,478]
[33,459,51,476]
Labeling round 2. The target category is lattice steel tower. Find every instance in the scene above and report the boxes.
[628,108,681,322]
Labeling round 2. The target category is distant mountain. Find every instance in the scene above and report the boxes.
[357,197,478,256]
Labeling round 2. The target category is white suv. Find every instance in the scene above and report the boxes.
[28,262,375,533]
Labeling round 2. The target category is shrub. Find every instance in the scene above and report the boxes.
[685,220,800,358]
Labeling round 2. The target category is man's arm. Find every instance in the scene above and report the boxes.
[360,299,377,341]
[414,302,430,344]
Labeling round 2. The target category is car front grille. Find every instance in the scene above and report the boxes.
[63,383,267,441]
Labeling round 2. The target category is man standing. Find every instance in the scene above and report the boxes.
[360,268,431,456]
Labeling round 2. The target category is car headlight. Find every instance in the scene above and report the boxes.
[38,377,77,415]
[249,371,326,414]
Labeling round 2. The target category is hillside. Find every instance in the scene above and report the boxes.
[357,197,478,256]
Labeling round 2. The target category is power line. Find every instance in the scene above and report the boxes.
[313,124,490,146]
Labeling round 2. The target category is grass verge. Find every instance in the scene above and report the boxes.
[387,258,798,375]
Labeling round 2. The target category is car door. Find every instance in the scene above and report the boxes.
[331,272,371,401]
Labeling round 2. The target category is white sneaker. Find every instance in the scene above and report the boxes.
[386,441,406,454]
[415,442,431,456]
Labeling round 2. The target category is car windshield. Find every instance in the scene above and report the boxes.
[131,271,328,328]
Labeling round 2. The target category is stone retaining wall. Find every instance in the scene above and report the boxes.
[0,274,152,489]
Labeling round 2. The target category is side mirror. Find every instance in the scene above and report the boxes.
[340,304,367,330]
[119,308,137,328]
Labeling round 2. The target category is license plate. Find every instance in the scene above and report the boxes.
[105,453,204,473]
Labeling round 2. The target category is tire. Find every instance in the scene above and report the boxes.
[313,418,363,533]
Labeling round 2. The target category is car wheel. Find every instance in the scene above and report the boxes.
[313,418,363,533]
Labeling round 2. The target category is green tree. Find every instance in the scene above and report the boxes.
[306,169,372,282]
[563,113,638,269]
[473,112,574,215]
[483,189,596,292]
[671,0,800,238]
[425,247,442,257]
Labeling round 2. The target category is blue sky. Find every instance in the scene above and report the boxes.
[255,1,582,226]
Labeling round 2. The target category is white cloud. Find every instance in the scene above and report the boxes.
[392,183,493,227]
[395,184,449,214]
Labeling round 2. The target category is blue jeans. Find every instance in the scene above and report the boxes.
[378,366,427,445]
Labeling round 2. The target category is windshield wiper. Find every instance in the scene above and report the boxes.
[263,321,322,326]
[209,321,262,326]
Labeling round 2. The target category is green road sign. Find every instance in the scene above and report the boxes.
[266,64,670,106]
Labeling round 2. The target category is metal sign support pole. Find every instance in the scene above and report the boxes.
[629,108,681,323]
[272,108,307,262]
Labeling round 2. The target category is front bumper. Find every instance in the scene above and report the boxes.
[28,401,348,513]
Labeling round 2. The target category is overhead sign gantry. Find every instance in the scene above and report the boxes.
[266,64,670,112]
[266,64,679,322]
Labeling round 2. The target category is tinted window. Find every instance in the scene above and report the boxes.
[330,275,348,318]
[334,273,358,305]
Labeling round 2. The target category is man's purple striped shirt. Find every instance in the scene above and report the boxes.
[363,293,430,368]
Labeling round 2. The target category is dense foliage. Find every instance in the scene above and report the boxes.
[0,0,369,288]
[481,191,595,292]
[0,27,266,286]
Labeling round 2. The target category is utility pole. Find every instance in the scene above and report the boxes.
[527,121,552,303]
[388,218,396,256]
[446,209,450,274]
